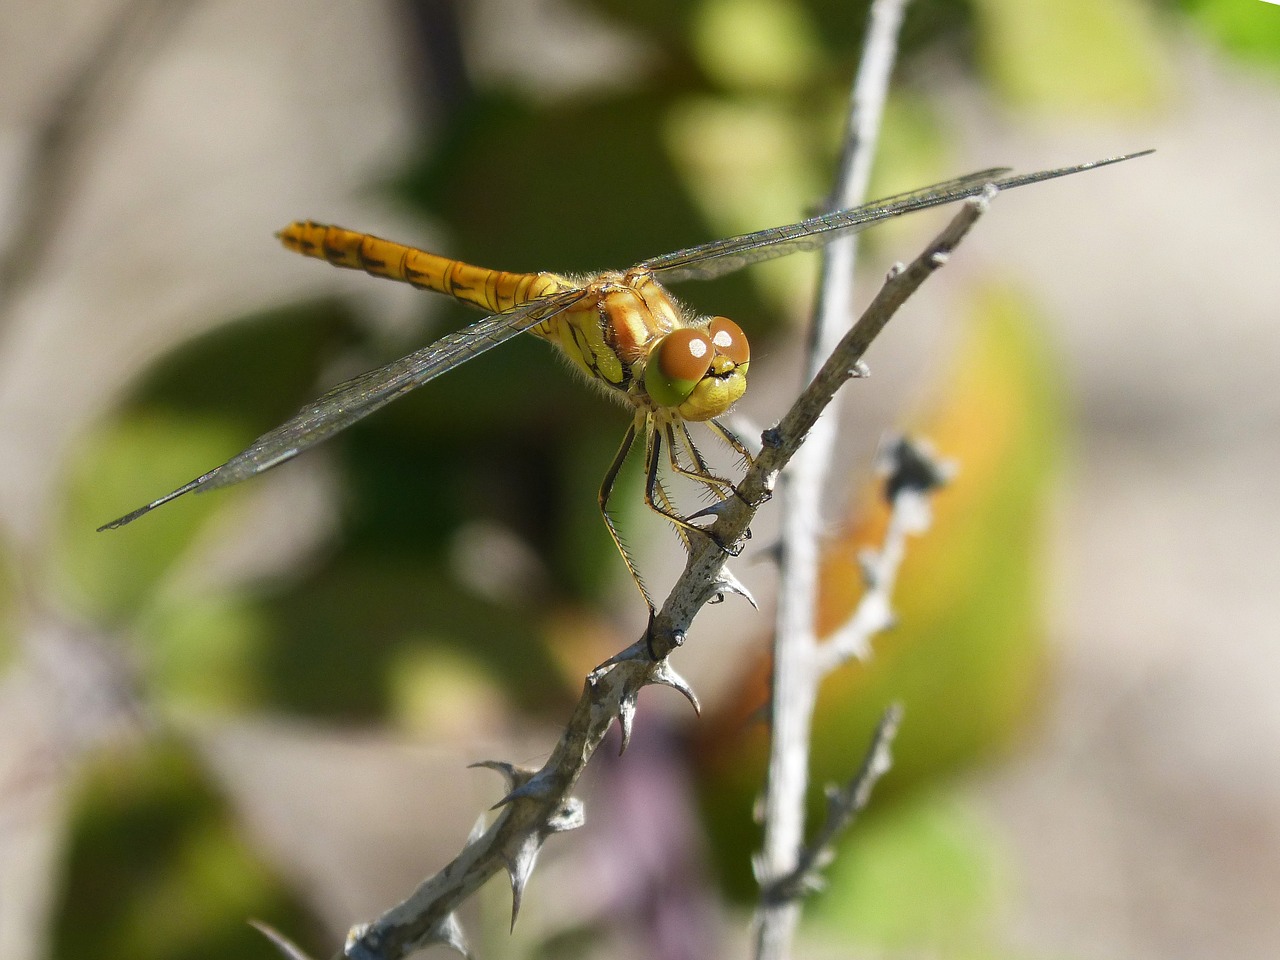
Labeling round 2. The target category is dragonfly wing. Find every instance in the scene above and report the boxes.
[641,151,1152,283]
[639,168,1009,282]
[100,288,588,529]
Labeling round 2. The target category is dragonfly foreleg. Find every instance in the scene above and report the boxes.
[600,416,654,612]
[709,417,756,466]
[664,423,736,501]
[642,421,741,558]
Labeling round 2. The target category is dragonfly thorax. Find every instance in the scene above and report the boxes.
[541,269,749,422]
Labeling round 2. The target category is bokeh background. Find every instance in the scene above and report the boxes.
[1,1,1277,958]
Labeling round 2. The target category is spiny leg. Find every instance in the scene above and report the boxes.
[599,416,654,612]
[664,422,736,500]
[643,421,739,556]
[707,416,766,515]
[676,422,754,531]
[709,417,756,465]
[650,471,692,552]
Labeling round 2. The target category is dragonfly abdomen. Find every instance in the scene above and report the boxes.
[277,221,568,314]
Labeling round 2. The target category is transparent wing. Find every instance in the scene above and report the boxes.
[640,151,1153,283]
[100,288,588,529]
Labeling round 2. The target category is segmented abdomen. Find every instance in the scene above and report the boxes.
[277,221,569,314]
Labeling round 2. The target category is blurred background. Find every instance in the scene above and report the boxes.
[1,0,1277,958]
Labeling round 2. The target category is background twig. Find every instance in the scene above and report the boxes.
[761,702,903,905]
[756,1,909,956]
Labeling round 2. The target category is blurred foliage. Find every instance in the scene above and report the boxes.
[1175,0,1280,70]
[808,790,1006,953]
[694,285,1066,906]
[50,740,316,960]
[970,0,1168,112]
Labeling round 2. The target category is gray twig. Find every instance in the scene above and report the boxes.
[760,702,904,905]
[816,436,955,673]
[755,1,910,956]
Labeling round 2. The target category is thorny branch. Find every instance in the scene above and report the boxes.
[253,191,999,960]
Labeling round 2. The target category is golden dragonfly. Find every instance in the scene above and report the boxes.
[101,151,1149,609]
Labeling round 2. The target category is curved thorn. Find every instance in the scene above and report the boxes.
[491,773,555,809]
[617,692,637,754]
[249,920,315,960]
[427,912,473,960]
[712,567,758,609]
[651,660,701,716]
[469,760,528,792]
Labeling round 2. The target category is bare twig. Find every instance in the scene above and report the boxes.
[816,436,955,672]
[309,192,996,960]
[756,1,909,956]
[760,703,904,905]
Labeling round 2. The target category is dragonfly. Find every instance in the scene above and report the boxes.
[101,150,1151,610]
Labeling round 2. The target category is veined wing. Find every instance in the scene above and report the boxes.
[100,288,588,529]
[640,151,1153,283]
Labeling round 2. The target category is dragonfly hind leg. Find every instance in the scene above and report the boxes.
[600,416,656,613]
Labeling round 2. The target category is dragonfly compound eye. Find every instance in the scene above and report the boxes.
[708,316,749,365]
[646,329,715,408]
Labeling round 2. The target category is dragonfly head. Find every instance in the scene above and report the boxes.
[644,316,750,421]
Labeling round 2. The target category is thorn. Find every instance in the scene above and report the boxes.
[249,920,315,960]
[687,498,734,523]
[501,798,584,931]
[651,659,701,715]
[505,834,542,931]
[713,567,757,609]
[470,760,534,794]
[617,690,637,754]
[469,760,546,808]
[590,640,650,682]
[425,912,473,960]
[491,771,556,809]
